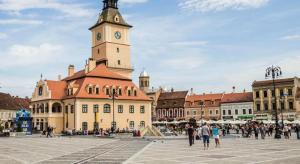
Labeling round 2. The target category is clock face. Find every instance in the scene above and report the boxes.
[97,32,101,41]
[115,31,121,39]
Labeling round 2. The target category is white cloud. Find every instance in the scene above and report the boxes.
[179,0,269,12]
[280,35,300,41]
[120,0,148,4]
[171,41,208,46]
[0,19,42,25]
[0,0,94,18]
[0,43,63,68]
[0,32,7,39]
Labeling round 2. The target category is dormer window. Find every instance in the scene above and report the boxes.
[118,88,122,96]
[106,88,110,96]
[95,88,99,94]
[88,87,93,94]
[114,15,120,22]
[38,86,43,96]
[134,90,137,96]
[128,90,131,96]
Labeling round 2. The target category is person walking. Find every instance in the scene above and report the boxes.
[202,123,210,150]
[187,124,194,146]
[197,126,202,140]
[212,125,220,148]
[254,125,259,140]
[46,126,51,138]
[259,124,266,139]
[283,125,289,139]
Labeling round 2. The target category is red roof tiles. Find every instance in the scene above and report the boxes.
[221,92,253,104]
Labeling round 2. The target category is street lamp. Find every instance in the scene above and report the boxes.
[280,94,287,129]
[109,89,118,133]
[265,65,282,139]
[200,101,205,126]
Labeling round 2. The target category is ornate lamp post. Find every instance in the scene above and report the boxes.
[280,94,287,129]
[265,65,282,139]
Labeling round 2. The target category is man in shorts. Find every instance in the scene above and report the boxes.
[212,124,220,148]
[201,122,210,150]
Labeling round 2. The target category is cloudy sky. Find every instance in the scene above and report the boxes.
[0,0,300,97]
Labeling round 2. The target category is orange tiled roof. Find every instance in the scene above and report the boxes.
[186,93,224,102]
[63,64,130,81]
[221,92,253,104]
[0,92,30,110]
[44,64,150,101]
[46,80,67,99]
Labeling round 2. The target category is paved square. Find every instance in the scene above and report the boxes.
[0,135,300,164]
[126,135,300,164]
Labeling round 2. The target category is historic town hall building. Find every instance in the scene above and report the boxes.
[30,0,152,133]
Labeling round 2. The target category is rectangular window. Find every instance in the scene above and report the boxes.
[104,104,111,113]
[96,88,99,94]
[235,109,238,115]
[209,110,212,115]
[118,60,121,65]
[65,106,68,114]
[93,104,99,113]
[257,104,261,111]
[223,110,226,115]
[129,121,134,129]
[249,109,252,114]
[140,106,145,113]
[118,89,122,96]
[82,104,88,113]
[82,122,88,131]
[201,111,204,115]
[264,91,267,98]
[256,91,260,98]
[193,111,197,115]
[288,89,293,96]
[272,103,276,110]
[118,105,123,113]
[281,102,285,110]
[228,110,232,115]
[289,102,293,110]
[216,110,219,115]
[129,105,135,113]
[271,90,275,97]
[280,89,284,96]
[243,109,246,115]
[106,88,110,96]
[140,121,145,128]
[71,105,74,113]
[264,103,268,111]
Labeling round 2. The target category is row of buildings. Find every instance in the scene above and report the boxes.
[28,0,300,134]
[149,77,300,122]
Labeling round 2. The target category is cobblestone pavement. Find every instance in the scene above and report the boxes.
[0,137,149,164]
[1,135,300,164]
[125,134,300,164]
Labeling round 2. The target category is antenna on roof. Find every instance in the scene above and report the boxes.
[40,74,43,80]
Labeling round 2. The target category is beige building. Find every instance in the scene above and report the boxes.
[185,93,224,121]
[252,77,300,121]
[30,0,152,134]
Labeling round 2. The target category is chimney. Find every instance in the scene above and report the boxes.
[58,75,61,81]
[68,65,75,76]
[190,88,194,95]
[88,58,96,72]
[243,89,246,93]
[171,88,174,92]
[232,86,236,93]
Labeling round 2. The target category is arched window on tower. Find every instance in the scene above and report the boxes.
[38,86,43,96]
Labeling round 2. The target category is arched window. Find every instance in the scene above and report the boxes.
[38,86,43,96]
[104,104,111,113]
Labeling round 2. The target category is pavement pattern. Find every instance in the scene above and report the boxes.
[0,135,300,164]
[125,135,300,164]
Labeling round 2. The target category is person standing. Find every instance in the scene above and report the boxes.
[202,123,210,150]
[212,125,220,148]
[197,126,202,140]
[187,125,194,146]
[254,125,259,140]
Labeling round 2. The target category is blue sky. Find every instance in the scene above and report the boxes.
[0,0,300,97]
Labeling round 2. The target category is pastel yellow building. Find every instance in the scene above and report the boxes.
[30,0,152,134]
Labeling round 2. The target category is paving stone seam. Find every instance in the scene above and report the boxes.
[122,141,153,164]
[73,141,130,164]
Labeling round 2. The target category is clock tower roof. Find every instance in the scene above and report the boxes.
[89,0,132,30]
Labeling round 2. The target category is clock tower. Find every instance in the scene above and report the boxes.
[89,0,133,79]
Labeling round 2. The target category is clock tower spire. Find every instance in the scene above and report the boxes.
[89,0,133,79]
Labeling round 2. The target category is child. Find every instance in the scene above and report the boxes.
[212,124,220,148]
